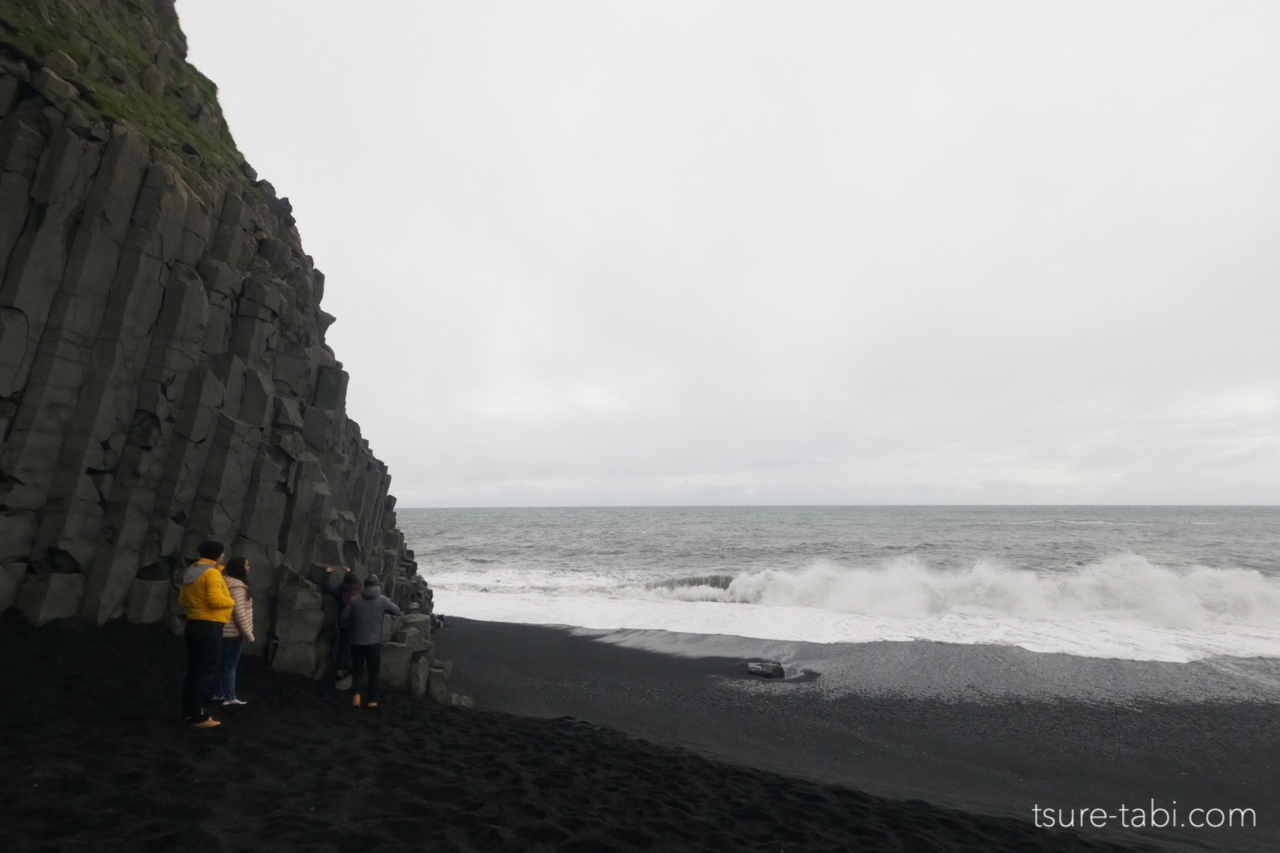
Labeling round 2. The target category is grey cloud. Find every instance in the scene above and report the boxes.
[179,0,1280,505]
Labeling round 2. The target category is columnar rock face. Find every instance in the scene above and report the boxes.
[0,0,434,681]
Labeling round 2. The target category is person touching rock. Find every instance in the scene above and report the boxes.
[215,557,255,706]
[325,566,362,678]
[178,540,235,728]
[342,574,401,709]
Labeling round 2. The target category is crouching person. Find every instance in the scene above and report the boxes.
[342,575,401,709]
[179,540,235,728]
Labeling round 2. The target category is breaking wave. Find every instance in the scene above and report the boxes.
[629,554,1280,630]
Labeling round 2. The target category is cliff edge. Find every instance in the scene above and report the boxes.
[0,0,440,692]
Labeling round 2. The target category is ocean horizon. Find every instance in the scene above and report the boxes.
[400,505,1280,664]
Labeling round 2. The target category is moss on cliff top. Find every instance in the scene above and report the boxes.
[0,0,246,176]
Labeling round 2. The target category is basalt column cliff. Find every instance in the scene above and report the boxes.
[0,1,438,688]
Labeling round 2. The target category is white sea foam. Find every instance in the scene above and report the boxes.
[631,554,1280,629]
[430,554,1280,662]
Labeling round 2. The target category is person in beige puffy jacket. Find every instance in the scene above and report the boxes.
[214,557,255,705]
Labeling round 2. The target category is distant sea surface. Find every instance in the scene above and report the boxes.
[399,506,1280,662]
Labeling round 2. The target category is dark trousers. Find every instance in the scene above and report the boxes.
[351,643,381,704]
[335,625,352,673]
[183,620,224,721]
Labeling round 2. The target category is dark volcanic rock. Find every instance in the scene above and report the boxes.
[746,660,785,678]
[0,0,434,686]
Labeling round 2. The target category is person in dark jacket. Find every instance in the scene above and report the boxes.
[325,566,361,678]
[341,575,401,709]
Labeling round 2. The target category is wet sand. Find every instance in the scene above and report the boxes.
[0,611,1173,852]
[432,617,1280,853]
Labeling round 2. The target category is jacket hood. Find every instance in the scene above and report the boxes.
[183,559,219,585]
[361,585,381,599]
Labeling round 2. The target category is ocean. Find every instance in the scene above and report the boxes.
[399,506,1280,663]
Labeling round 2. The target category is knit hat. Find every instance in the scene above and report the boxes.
[196,540,225,560]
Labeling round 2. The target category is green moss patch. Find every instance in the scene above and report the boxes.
[0,0,246,176]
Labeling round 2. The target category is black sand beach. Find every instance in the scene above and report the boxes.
[432,618,1280,853]
[0,611,1170,853]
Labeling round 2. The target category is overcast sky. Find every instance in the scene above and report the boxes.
[177,1,1280,506]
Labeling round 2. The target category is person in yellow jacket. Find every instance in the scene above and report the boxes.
[179,540,235,728]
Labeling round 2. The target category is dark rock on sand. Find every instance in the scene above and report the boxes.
[745,660,785,678]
